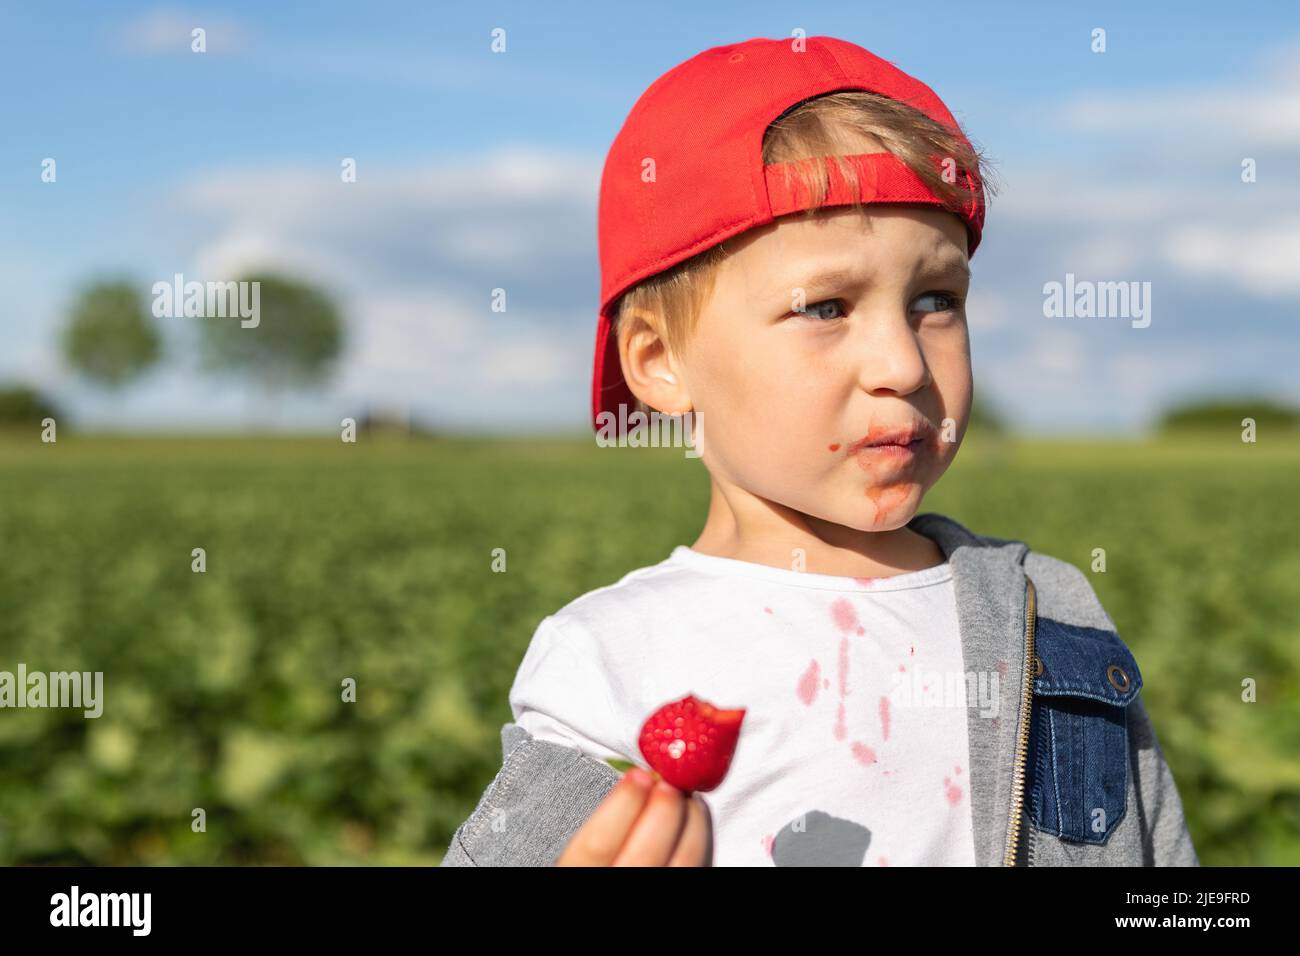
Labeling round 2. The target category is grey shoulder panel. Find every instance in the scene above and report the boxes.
[1024,550,1117,631]
[444,722,621,866]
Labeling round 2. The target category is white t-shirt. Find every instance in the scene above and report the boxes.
[508,544,977,866]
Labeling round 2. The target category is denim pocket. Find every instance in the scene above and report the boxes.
[1025,617,1143,845]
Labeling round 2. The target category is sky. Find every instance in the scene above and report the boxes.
[2,1,1298,436]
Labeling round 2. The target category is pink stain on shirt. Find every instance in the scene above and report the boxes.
[851,741,877,766]
[853,576,878,588]
[764,607,773,615]
[879,696,891,741]
[762,834,774,858]
[878,856,889,866]
[797,659,821,706]
[833,635,850,740]
[944,776,963,805]
[830,598,860,634]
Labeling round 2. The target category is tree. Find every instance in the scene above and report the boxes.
[967,393,1008,436]
[1157,396,1300,434]
[61,279,161,389]
[0,384,62,430]
[197,273,344,393]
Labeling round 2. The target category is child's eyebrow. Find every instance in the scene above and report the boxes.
[764,252,971,301]
[918,249,972,281]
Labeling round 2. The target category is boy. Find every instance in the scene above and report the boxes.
[440,35,1199,866]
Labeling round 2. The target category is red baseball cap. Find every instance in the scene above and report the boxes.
[592,35,986,432]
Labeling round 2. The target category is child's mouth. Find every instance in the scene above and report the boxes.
[853,439,921,468]
[845,421,933,466]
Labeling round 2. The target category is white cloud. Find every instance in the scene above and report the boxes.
[1057,45,1300,146]
[965,286,1011,331]
[156,148,600,425]
[480,339,575,388]
[1162,219,1300,295]
[984,40,1300,307]
[115,8,251,55]
[1025,329,1086,376]
[1059,234,1151,278]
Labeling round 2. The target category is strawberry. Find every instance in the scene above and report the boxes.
[633,693,746,793]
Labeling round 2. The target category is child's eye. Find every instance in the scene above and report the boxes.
[912,291,962,314]
[794,298,848,322]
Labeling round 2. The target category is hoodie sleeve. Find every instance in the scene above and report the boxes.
[1127,694,1200,866]
[437,615,627,866]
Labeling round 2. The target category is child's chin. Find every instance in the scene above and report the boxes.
[859,484,922,530]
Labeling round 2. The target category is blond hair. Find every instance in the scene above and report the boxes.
[611,90,999,417]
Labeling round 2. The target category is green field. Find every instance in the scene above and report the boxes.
[1,431,1297,865]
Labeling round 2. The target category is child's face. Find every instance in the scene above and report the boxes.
[679,204,972,532]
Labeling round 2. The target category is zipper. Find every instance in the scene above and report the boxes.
[1002,575,1037,866]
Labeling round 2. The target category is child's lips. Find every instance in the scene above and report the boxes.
[853,438,922,468]
[844,421,934,468]
[858,438,920,455]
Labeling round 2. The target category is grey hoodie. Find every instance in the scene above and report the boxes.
[439,511,1199,866]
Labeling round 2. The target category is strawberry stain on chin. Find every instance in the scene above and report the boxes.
[864,482,913,525]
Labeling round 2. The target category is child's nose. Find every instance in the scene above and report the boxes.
[849,319,933,396]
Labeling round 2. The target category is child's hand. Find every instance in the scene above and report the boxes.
[556,766,713,866]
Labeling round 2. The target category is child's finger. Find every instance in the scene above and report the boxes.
[556,768,655,866]
[611,778,689,866]
[666,793,713,867]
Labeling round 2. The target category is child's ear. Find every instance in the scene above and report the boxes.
[618,312,693,416]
